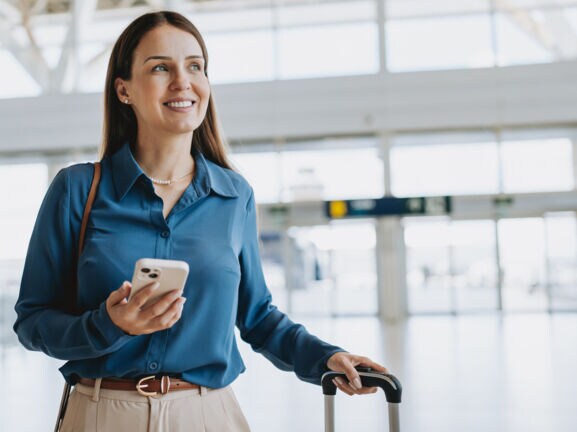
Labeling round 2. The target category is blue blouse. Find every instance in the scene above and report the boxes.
[14,143,343,387]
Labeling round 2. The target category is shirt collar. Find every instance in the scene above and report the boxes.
[195,150,239,199]
[110,142,238,200]
[110,142,142,201]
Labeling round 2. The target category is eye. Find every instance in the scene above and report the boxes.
[152,64,168,72]
[189,62,202,72]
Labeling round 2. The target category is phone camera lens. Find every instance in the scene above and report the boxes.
[141,268,150,273]
[149,273,159,279]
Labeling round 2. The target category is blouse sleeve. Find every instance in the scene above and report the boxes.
[13,167,133,360]
[235,190,345,385]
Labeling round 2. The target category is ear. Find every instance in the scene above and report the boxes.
[115,78,131,104]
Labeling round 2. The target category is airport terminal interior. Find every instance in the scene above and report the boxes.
[1,0,577,431]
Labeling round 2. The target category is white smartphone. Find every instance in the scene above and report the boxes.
[129,258,189,308]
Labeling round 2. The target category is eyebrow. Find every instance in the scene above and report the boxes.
[143,55,204,64]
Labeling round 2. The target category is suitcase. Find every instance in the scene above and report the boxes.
[321,367,402,432]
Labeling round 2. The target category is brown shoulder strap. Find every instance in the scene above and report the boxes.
[68,162,101,314]
[78,162,101,255]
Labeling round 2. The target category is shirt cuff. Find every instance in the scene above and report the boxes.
[91,301,134,348]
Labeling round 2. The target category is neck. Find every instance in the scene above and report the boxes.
[134,133,195,181]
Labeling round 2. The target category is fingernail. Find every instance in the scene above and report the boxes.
[151,282,160,290]
[180,297,187,304]
[353,378,362,390]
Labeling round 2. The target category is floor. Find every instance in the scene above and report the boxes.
[1,313,576,432]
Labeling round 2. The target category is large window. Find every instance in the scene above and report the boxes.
[545,212,577,311]
[390,133,500,197]
[385,0,577,72]
[285,220,378,316]
[494,12,553,66]
[230,137,384,203]
[498,217,548,311]
[404,217,498,314]
[203,0,379,82]
[0,163,47,261]
[0,163,48,346]
[386,14,494,72]
[278,22,379,79]
[4,0,577,98]
[390,130,576,197]
[495,3,577,65]
[500,137,574,193]
[0,50,42,98]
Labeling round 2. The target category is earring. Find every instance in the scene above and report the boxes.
[124,98,129,104]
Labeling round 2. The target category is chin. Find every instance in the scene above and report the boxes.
[167,122,201,135]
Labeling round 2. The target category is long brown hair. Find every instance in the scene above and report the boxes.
[101,11,231,169]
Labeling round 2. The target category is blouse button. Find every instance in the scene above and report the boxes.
[148,361,158,370]
[161,231,170,238]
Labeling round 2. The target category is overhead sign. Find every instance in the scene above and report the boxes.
[325,196,452,219]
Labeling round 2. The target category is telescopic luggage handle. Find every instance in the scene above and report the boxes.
[321,367,402,432]
[321,367,402,401]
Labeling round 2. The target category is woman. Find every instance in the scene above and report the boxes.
[14,11,387,431]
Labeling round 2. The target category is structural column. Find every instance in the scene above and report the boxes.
[375,218,407,322]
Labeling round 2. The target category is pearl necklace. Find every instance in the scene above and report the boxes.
[146,170,194,186]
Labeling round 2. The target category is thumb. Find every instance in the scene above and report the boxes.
[107,281,131,306]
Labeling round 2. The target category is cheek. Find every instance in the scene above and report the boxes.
[198,83,211,110]
[200,81,211,101]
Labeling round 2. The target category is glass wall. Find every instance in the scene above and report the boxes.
[390,136,500,196]
[395,128,577,314]
[544,212,577,311]
[390,129,575,197]
[385,3,494,72]
[0,163,48,346]
[500,137,574,193]
[230,137,384,317]
[1,126,576,320]
[229,137,384,203]
[404,217,498,314]
[385,0,577,72]
[2,0,577,98]
[498,217,548,311]
[285,220,378,316]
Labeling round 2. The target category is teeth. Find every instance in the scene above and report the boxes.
[166,101,193,108]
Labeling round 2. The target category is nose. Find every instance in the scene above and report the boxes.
[169,68,191,91]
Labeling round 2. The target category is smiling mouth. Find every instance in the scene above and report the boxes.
[164,101,195,108]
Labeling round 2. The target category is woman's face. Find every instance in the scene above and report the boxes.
[116,24,210,139]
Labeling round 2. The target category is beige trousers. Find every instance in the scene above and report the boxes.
[60,381,251,432]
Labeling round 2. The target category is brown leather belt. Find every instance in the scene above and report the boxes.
[78,376,200,397]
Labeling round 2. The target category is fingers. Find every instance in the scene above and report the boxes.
[333,377,378,396]
[326,352,389,396]
[154,297,186,328]
[343,355,389,385]
[140,289,183,318]
[332,354,365,391]
[128,281,160,309]
[106,281,131,307]
[359,357,389,374]
[106,281,186,335]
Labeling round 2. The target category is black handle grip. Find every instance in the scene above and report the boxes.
[321,367,402,403]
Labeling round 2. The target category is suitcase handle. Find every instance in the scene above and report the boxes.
[321,367,402,403]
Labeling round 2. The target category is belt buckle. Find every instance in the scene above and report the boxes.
[136,376,158,397]
[136,375,171,396]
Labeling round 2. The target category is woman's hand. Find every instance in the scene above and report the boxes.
[326,352,388,396]
[106,281,186,335]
